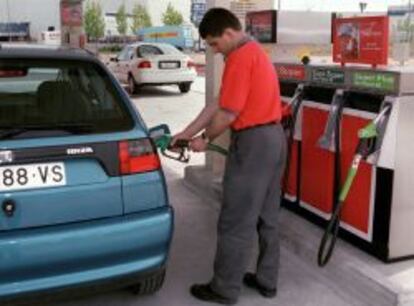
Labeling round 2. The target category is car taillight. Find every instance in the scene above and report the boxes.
[0,69,27,78]
[138,61,152,69]
[119,139,160,175]
[187,61,196,69]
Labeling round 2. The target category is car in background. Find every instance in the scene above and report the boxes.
[109,42,197,94]
[0,45,173,303]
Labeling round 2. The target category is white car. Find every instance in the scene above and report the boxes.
[109,42,197,94]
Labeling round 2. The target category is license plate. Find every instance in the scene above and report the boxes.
[159,62,180,69]
[0,162,66,192]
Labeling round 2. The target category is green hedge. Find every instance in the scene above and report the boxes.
[98,45,123,53]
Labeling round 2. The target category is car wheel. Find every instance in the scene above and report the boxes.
[178,82,192,93]
[128,75,138,95]
[127,269,166,296]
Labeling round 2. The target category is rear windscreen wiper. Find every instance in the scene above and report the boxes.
[0,123,94,140]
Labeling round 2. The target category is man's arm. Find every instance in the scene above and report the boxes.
[189,108,237,152]
[205,108,237,140]
[172,100,219,143]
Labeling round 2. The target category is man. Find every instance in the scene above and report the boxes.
[173,8,286,305]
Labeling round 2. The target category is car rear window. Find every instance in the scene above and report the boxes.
[0,59,134,139]
[138,45,164,57]
[160,44,183,55]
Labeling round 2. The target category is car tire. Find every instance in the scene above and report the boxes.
[178,82,192,93]
[127,269,166,296]
[128,75,138,95]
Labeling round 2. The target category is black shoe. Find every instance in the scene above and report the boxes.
[190,283,237,305]
[243,273,277,298]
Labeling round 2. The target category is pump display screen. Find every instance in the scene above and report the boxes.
[311,69,345,85]
[352,72,397,92]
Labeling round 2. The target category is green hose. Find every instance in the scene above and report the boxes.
[318,116,381,267]
[207,143,228,156]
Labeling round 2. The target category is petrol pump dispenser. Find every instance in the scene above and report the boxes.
[281,84,305,200]
[276,64,307,203]
[276,62,414,263]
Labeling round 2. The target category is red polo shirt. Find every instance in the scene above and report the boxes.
[219,40,282,131]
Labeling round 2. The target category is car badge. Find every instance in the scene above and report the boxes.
[66,147,94,156]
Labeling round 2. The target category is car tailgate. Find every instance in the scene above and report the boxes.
[0,134,129,231]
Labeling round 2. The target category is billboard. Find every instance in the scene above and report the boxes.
[60,1,83,27]
[0,23,30,38]
[191,0,207,27]
[246,10,277,43]
[333,16,389,66]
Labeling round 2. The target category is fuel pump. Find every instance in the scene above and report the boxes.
[282,84,305,196]
[275,62,414,262]
[318,103,393,266]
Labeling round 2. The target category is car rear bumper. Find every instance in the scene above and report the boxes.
[134,69,197,84]
[0,206,174,300]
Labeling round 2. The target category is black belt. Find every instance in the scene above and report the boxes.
[232,121,279,133]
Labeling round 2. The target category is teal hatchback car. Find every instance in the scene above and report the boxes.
[0,46,173,302]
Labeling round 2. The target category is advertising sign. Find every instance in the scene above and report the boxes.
[60,1,83,27]
[333,16,389,66]
[246,10,277,43]
[191,0,207,26]
[276,64,306,81]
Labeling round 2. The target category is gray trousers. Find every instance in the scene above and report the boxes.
[210,124,287,301]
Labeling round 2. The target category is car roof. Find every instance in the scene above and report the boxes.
[0,44,98,61]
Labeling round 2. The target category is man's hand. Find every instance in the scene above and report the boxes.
[190,135,208,152]
[171,131,191,148]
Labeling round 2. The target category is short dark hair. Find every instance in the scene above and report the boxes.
[199,8,242,39]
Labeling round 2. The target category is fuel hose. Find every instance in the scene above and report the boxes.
[317,104,392,267]
[318,95,345,267]
[281,85,305,199]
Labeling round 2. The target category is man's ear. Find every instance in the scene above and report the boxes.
[222,28,234,39]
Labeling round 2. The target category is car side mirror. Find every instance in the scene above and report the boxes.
[110,57,119,62]
[149,124,171,140]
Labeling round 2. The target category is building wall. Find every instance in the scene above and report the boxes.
[0,0,60,41]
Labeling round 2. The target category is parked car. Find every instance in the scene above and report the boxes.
[108,42,197,94]
[0,45,173,303]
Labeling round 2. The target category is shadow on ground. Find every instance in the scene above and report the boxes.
[130,86,185,98]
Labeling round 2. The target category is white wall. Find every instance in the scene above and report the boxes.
[278,11,332,44]
[0,0,60,40]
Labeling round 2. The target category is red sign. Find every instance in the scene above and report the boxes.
[333,16,389,66]
[275,65,306,81]
[60,1,83,27]
[246,10,277,43]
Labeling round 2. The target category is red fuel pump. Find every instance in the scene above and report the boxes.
[275,63,414,263]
